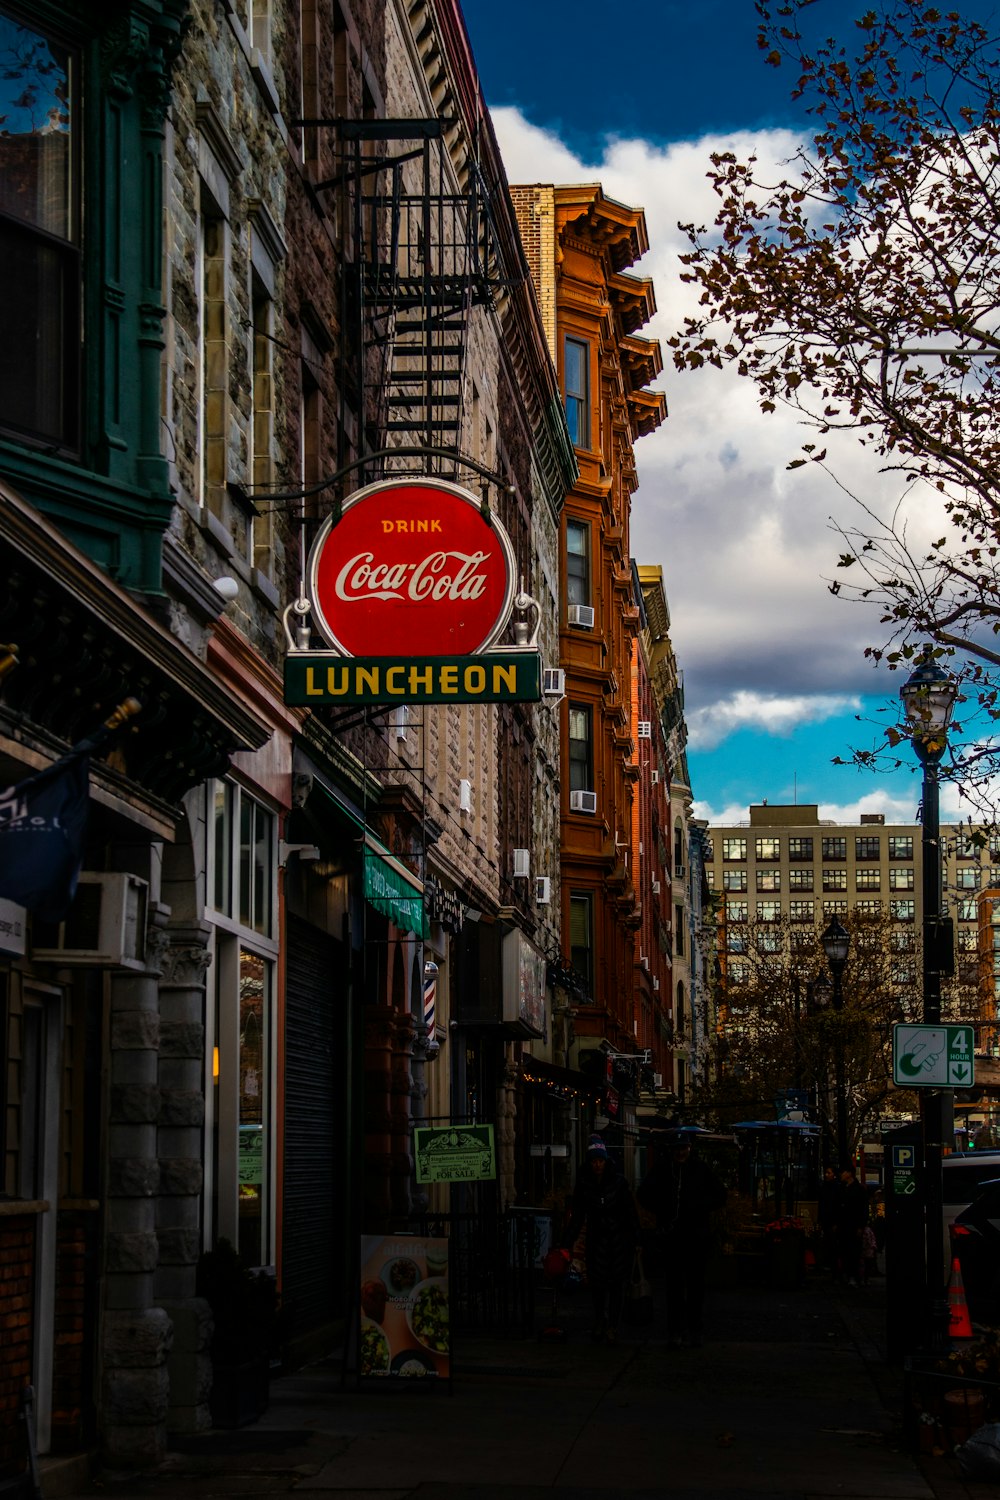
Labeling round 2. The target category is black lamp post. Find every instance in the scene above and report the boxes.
[820,916,851,1169]
[900,649,959,1355]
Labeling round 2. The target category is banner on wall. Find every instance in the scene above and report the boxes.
[359,1234,450,1379]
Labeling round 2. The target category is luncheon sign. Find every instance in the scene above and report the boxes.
[284,477,541,706]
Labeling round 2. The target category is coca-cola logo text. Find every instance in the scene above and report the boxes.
[308,478,515,657]
[335,549,492,604]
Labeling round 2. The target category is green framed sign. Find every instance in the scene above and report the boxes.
[414,1124,496,1184]
[284,652,541,706]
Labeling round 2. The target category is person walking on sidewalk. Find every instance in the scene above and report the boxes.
[564,1134,639,1344]
[638,1131,727,1347]
[835,1163,868,1286]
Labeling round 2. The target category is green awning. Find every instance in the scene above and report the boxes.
[363,843,426,938]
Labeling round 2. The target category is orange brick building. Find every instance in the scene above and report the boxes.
[512,184,666,1155]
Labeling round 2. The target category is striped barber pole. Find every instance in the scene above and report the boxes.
[423,960,439,1045]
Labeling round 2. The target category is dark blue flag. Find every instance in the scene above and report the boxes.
[0,752,90,921]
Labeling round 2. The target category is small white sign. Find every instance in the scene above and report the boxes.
[0,899,26,956]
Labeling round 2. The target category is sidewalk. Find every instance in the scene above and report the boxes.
[42,1270,999,1500]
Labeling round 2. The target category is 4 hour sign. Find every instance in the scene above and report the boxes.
[892,1024,975,1087]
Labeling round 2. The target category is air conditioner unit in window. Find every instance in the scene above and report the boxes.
[651,769,659,784]
[638,720,652,739]
[651,879,661,895]
[653,1072,663,1088]
[391,704,409,741]
[459,779,472,813]
[567,603,595,629]
[653,977,660,991]
[32,872,149,971]
[640,954,649,969]
[569,789,597,814]
[542,668,566,696]
[513,848,530,879]
[535,876,551,905]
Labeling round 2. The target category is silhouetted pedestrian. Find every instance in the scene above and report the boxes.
[835,1164,867,1286]
[638,1132,727,1346]
[565,1134,639,1344]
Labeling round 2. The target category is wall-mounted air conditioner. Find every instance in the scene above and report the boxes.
[459,779,472,813]
[640,954,649,969]
[543,668,566,696]
[569,789,597,814]
[513,848,530,879]
[651,879,661,895]
[653,977,660,991]
[651,769,659,784]
[535,876,551,905]
[653,1072,663,1088]
[32,873,149,971]
[567,603,595,629]
[638,720,652,739]
[391,704,409,742]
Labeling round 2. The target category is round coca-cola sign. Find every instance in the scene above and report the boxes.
[307,478,517,657]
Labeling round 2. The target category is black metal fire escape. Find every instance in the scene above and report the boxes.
[335,118,506,477]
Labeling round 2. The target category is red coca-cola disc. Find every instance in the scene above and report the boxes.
[308,478,516,657]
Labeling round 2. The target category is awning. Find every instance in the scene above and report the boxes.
[363,840,426,938]
[520,1056,604,1103]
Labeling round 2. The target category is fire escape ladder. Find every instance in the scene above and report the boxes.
[335,120,505,479]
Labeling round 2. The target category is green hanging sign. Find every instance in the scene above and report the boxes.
[363,848,426,938]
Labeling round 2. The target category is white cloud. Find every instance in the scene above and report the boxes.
[490,108,946,719]
[686,690,862,750]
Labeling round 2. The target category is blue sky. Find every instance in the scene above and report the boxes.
[461,0,997,827]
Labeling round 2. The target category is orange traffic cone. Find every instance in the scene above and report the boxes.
[948,1256,974,1340]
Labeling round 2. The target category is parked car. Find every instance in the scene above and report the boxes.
[948,1168,1000,1326]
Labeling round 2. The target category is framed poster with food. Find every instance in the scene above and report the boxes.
[358,1234,450,1384]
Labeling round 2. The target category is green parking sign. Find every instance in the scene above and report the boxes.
[892,1024,975,1087]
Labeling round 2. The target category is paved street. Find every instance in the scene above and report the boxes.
[39,1270,998,1500]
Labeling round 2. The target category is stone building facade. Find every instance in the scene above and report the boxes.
[0,0,573,1483]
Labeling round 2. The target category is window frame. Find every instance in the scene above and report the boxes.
[563,335,591,449]
[565,517,591,608]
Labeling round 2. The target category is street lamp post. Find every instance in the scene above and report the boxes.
[900,650,959,1355]
[821,917,851,1169]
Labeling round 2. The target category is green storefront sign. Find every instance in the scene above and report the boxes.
[414,1124,496,1184]
[284,652,541,706]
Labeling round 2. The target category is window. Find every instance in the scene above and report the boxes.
[991,834,1000,859]
[566,518,591,607]
[891,929,916,952]
[756,868,780,892]
[891,899,916,922]
[568,705,593,793]
[957,867,981,890]
[855,899,882,919]
[889,836,914,860]
[756,929,782,953]
[727,962,748,986]
[570,893,593,1003]
[563,336,590,447]
[856,835,881,860]
[755,837,780,861]
[788,836,813,861]
[0,15,79,449]
[727,930,747,954]
[674,905,684,955]
[251,272,274,571]
[822,837,846,860]
[990,867,1000,889]
[823,868,848,891]
[726,900,748,923]
[823,900,848,916]
[856,868,881,891]
[756,901,781,922]
[722,838,747,861]
[957,928,978,952]
[198,199,229,515]
[207,780,279,1267]
[789,899,814,922]
[790,929,815,953]
[957,834,980,859]
[788,868,814,891]
[958,898,978,922]
[889,867,915,890]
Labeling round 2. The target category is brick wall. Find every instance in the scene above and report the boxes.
[0,1213,35,1478]
[50,1211,92,1453]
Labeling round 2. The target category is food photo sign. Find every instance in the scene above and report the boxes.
[283,477,541,706]
[358,1234,450,1381]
